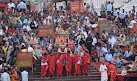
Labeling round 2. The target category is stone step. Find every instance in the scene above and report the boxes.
[29,74,100,77]
[31,62,100,81]
[29,76,100,81]
[31,72,99,76]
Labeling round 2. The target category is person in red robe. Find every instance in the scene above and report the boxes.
[73,51,81,76]
[108,63,116,81]
[48,53,55,77]
[56,52,64,77]
[41,52,49,77]
[82,51,90,75]
[64,51,72,76]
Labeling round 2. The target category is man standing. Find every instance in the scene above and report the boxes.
[82,51,90,75]
[64,51,72,77]
[1,69,11,81]
[27,45,37,63]
[107,1,112,15]
[41,52,49,77]
[99,62,108,81]
[56,52,64,77]
[86,34,93,55]
[21,68,28,81]
[73,51,81,76]
[48,52,55,77]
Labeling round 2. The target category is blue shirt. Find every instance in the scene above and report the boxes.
[105,53,113,62]
[124,51,132,58]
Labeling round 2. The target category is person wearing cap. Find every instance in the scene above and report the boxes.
[81,51,90,76]
[73,51,81,76]
[56,52,64,77]
[41,52,49,78]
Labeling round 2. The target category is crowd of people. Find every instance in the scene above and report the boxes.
[0,0,137,81]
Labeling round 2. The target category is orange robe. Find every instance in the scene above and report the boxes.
[48,55,55,76]
[82,53,90,74]
[64,54,72,75]
[56,55,64,76]
[73,54,81,75]
[41,55,49,77]
[108,64,116,81]
[9,71,17,81]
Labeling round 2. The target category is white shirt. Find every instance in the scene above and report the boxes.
[0,64,3,70]
[128,20,136,29]
[64,48,68,53]
[84,20,90,26]
[105,53,113,62]
[107,4,112,12]
[92,37,97,46]
[82,31,88,38]
[88,8,94,15]
[47,15,52,23]
[102,33,108,38]
[1,72,11,81]
[114,9,120,16]
[17,1,27,10]
[99,64,108,81]
[8,3,15,9]
[23,25,31,32]
[43,19,47,25]
[108,36,116,48]
[23,19,31,24]
[21,70,28,81]
[28,47,35,55]
[0,29,4,36]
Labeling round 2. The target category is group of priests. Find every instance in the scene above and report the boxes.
[41,51,90,77]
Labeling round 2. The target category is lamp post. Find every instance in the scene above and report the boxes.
[51,0,54,51]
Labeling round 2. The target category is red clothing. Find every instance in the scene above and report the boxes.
[82,53,90,74]
[41,55,49,77]
[56,55,64,76]
[73,54,81,75]
[48,55,55,76]
[132,50,137,55]
[108,64,116,81]
[7,28,15,33]
[91,51,98,57]
[64,54,72,75]
[81,46,88,51]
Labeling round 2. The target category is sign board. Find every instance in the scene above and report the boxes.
[99,20,111,34]
[16,52,33,67]
[38,25,53,37]
[130,23,137,34]
[69,0,83,13]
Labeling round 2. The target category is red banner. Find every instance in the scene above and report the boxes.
[70,0,83,13]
